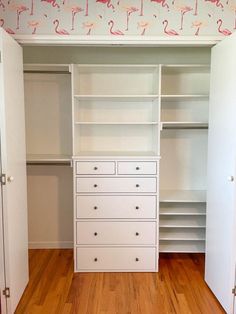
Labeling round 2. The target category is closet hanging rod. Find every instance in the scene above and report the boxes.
[26,162,71,166]
[24,70,70,74]
[163,126,209,130]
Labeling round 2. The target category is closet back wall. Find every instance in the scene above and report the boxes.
[23,46,211,249]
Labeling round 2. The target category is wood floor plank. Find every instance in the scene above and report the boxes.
[15,250,225,314]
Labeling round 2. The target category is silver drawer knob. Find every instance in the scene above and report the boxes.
[94,167,98,170]
[228,176,235,182]
[136,184,140,188]
[136,167,140,170]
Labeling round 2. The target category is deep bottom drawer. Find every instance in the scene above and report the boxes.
[76,247,156,271]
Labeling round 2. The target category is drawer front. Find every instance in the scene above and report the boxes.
[118,161,157,175]
[76,221,156,245]
[76,195,157,219]
[76,177,157,193]
[76,247,156,271]
[76,161,115,175]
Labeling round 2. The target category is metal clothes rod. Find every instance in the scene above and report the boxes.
[163,126,209,130]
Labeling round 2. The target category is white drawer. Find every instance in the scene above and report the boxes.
[76,195,157,219]
[118,161,157,175]
[76,247,156,271]
[76,177,157,193]
[76,161,115,175]
[76,221,156,245]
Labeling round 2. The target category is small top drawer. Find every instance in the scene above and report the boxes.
[76,161,115,175]
[118,161,157,175]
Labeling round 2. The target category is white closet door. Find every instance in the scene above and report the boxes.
[0,30,28,313]
[205,33,236,314]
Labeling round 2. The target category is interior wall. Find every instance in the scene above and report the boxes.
[0,0,234,36]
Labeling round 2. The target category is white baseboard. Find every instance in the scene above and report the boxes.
[29,241,73,249]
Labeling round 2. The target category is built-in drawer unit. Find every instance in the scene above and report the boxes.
[76,195,157,219]
[76,161,115,175]
[117,161,157,175]
[76,221,156,245]
[76,177,157,193]
[76,247,156,271]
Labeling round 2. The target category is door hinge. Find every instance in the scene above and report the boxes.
[0,174,6,185]
[232,287,236,296]
[3,287,10,298]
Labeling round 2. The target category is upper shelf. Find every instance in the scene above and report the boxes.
[160,190,206,203]
[74,95,159,101]
[161,95,209,101]
[24,64,70,74]
[26,154,71,165]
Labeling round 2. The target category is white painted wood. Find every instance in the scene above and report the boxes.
[159,215,206,228]
[117,161,157,175]
[74,95,159,101]
[13,34,222,47]
[159,228,205,240]
[24,64,70,72]
[76,161,115,175]
[0,29,28,314]
[26,154,71,163]
[160,190,206,202]
[76,221,156,245]
[159,203,206,216]
[73,65,159,96]
[76,177,157,193]
[76,247,156,271]
[159,240,205,253]
[205,33,236,314]
[76,195,157,219]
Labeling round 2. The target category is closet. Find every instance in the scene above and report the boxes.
[1,30,236,313]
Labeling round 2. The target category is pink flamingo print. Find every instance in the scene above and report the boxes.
[30,0,34,15]
[217,19,232,35]
[28,20,40,34]
[71,6,83,30]
[125,6,139,31]
[205,0,223,9]
[140,0,144,16]
[151,0,169,11]
[192,20,204,35]
[194,0,198,15]
[137,21,149,35]
[15,5,29,30]
[96,0,115,10]
[0,18,15,34]
[163,20,179,35]
[41,0,60,9]
[108,20,124,35]
[179,6,193,30]
[0,0,5,9]
[83,21,96,35]
[53,19,70,35]
[85,0,88,16]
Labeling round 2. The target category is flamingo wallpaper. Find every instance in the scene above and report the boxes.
[0,0,235,36]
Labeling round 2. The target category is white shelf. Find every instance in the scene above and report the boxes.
[161,95,209,101]
[26,154,71,164]
[162,121,208,129]
[159,240,205,253]
[160,215,206,228]
[73,151,159,157]
[159,228,205,241]
[24,64,70,73]
[160,190,206,203]
[160,203,206,216]
[75,122,159,125]
[74,95,159,101]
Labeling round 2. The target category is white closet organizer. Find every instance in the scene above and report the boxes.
[72,64,160,272]
[160,65,210,253]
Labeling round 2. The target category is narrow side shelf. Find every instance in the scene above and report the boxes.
[160,190,206,203]
[26,154,71,165]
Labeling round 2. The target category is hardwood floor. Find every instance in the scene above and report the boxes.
[16,250,225,314]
